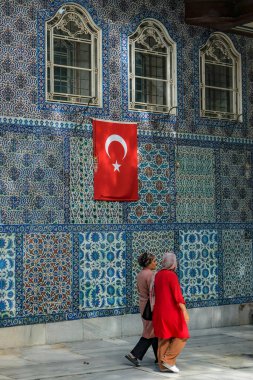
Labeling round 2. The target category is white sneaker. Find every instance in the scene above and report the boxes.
[161,362,180,373]
[125,353,140,367]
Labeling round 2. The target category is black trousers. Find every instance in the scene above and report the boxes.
[131,337,158,361]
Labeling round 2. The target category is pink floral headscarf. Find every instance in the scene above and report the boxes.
[162,252,177,271]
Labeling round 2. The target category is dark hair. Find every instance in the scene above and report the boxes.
[138,252,155,268]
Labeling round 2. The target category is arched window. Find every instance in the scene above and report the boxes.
[46,4,101,106]
[128,19,177,114]
[200,32,242,121]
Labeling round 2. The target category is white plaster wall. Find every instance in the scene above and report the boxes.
[0,303,252,349]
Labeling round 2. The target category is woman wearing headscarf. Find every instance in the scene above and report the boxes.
[152,252,190,373]
[125,252,158,366]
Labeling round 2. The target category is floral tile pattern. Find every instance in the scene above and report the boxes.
[222,230,253,298]
[0,132,65,224]
[127,143,172,224]
[0,234,15,318]
[79,231,126,309]
[23,233,72,315]
[70,137,123,224]
[131,230,174,306]
[179,230,219,301]
[176,146,216,223]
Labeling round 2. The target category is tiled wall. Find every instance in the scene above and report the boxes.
[0,0,253,329]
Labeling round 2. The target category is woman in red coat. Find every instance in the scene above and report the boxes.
[152,252,190,373]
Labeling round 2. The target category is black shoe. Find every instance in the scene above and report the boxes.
[125,353,140,366]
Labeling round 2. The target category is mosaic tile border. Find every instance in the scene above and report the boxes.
[1,117,253,145]
[0,234,16,318]
[125,231,133,310]
[15,234,23,317]
[1,223,253,234]
[63,137,70,224]
[72,233,80,312]
[215,148,222,223]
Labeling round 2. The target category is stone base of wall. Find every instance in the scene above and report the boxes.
[0,304,253,349]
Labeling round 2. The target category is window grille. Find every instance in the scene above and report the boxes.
[128,19,177,114]
[200,32,242,121]
[46,4,101,106]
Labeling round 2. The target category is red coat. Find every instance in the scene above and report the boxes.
[152,269,190,339]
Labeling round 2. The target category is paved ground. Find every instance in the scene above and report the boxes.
[0,325,252,379]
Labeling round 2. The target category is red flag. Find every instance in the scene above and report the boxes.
[93,119,138,201]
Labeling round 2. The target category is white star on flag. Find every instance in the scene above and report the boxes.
[112,160,121,172]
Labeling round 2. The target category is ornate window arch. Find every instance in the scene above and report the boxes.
[46,3,102,106]
[200,32,242,121]
[128,19,177,114]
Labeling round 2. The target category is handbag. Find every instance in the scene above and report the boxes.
[142,298,152,321]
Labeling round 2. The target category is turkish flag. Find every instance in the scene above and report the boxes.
[93,119,138,201]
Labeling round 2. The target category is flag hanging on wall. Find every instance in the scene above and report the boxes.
[93,119,138,201]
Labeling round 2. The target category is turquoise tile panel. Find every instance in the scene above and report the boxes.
[176,146,215,223]
[0,234,16,318]
[179,229,219,301]
[79,231,126,309]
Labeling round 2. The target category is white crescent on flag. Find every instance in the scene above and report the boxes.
[105,134,128,160]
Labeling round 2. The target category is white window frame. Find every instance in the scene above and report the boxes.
[46,3,102,106]
[200,32,242,121]
[128,19,177,114]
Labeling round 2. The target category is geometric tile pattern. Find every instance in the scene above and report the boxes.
[176,146,216,223]
[179,230,219,301]
[23,233,72,315]
[70,137,123,224]
[128,143,171,223]
[0,234,16,318]
[79,232,126,309]
[220,148,253,222]
[222,230,253,298]
[131,230,174,306]
[0,132,65,224]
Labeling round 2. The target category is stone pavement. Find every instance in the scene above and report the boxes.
[0,325,252,380]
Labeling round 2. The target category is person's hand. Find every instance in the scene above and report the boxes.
[183,310,190,324]
[178,303,190,324]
